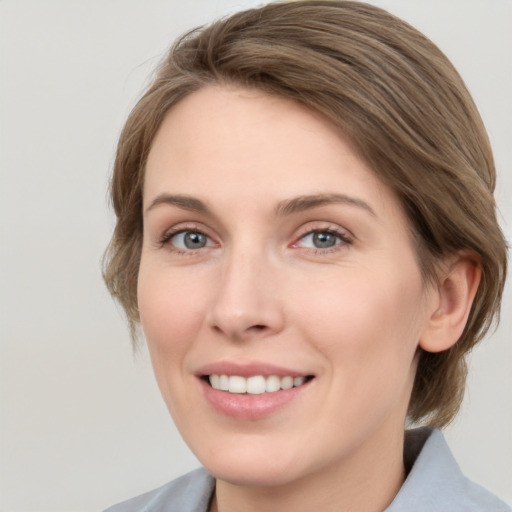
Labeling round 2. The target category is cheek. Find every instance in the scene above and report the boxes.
[137,265,206,360]
[137,265,211,420]
[299,270,426,427]
[293,267,427,367]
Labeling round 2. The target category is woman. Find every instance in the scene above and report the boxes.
[102,1,509,510]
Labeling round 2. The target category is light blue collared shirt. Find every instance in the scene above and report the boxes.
[104,428,510,512]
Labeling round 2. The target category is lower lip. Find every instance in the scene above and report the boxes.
[199,378,312,420]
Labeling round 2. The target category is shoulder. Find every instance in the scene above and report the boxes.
[103,467,215,512]
[386,427,510,512]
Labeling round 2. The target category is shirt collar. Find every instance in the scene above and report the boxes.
[385,427,509,511]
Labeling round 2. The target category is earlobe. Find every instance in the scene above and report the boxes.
[419,254,481,353]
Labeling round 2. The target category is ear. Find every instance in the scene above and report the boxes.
[419,253,481,353]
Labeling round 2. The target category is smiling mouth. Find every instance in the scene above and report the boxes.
[205,374,314,394]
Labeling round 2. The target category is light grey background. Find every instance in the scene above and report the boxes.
[0,1,510,510]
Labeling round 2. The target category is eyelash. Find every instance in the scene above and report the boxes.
[292,227,353,254]
[158,224,216,255]
[158,225,353,255]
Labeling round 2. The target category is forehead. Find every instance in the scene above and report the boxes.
[144,85,401,222]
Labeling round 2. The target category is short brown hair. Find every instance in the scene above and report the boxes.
[103,0,507,427]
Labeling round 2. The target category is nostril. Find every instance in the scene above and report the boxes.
[252,325,266,330]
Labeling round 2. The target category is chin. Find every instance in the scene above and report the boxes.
[191,436,308,487]
[204,458,303,488]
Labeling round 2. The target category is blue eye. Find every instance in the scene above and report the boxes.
[167,230,214,250]
[298,229,350,250]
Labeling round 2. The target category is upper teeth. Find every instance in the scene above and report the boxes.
[209,374,306,394]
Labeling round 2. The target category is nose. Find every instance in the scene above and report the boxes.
[206,247,285,341]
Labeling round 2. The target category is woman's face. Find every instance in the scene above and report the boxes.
[139,86,436,487]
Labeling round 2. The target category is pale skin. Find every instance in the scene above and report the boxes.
[138,85,480,512]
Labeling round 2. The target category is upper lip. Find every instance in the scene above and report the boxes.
[195,361,312,378]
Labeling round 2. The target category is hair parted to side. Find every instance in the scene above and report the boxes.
[103,0,507,427]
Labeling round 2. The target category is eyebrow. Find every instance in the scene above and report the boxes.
[145,194,211,215]
[145,192,376,217]
[275,193,376,217]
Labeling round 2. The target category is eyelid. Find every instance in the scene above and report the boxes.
[158,222,219,250]
[168,231,215,249]
[154,220,353,254]
[293,222,353,242]
[290,223,353,253]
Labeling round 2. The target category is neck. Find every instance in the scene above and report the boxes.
[210,427,406,512]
